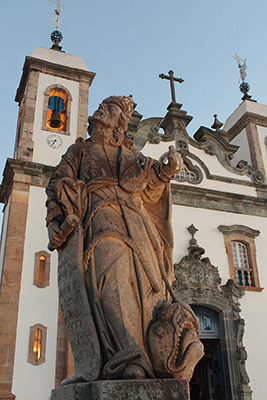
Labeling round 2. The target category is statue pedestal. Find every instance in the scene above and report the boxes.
[51,379,189,400]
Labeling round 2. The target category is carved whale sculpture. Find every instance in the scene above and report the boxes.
[147,300,204,382]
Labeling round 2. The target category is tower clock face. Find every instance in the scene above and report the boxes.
[47,134,63,149]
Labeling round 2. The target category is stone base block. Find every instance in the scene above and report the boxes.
[51,379,189,400]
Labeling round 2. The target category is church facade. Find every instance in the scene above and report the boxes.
[0,45,266,400]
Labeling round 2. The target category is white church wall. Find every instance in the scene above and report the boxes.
[257,125,267,176]
[240,291,267,400]
[224,100,267,132]
[32,73,80,167]
[180,177,257,197]
[142,140,175,161]
[12,185,58,400]
[230,127,251,166]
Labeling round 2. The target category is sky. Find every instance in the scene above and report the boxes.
[0,0,267,177]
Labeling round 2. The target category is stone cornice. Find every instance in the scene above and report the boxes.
[225,112,267,141]
[15,56,96,103]
[171,182,267,217]
[0,158,53,204]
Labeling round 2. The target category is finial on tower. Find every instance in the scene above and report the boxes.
[233,53,253,101]
[211,114,223,131]
[50,0,67,51]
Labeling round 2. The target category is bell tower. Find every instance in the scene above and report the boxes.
[0,16,95,399]
[14,45,95,165]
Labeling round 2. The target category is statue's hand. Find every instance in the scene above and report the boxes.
[162,146,183,178]
[48,220,65,251]
[48,215,80,252]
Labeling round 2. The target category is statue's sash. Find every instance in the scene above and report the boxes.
[57,215,100,382]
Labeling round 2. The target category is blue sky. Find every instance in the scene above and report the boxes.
[0,0,267,176]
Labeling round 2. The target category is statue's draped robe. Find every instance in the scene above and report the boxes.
[46,139,175,379]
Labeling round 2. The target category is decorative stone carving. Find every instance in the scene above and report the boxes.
[159,102,192,139]
[127,117,163,151]
[46,95,201,386]
[173,225,221,299]
[174,157,203,184]
[194,126,265,184]
[173,225,252,399]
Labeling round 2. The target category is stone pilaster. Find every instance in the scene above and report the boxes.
[0,180,30,396]
[245,122,265,175]
[16,69,39,161]
[77,81,90,140]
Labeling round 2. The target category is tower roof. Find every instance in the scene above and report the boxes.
[31,46,90,72]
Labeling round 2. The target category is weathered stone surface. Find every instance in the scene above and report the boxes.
[47,95,201,386]
[51,379,189,400]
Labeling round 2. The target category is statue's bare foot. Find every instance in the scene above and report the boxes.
[61,375,87,385]
[123,364,145,379]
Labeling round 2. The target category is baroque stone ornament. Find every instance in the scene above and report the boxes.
[173,224,221,298]
[46,95,202,386]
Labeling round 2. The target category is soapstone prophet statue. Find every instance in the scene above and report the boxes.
[46,96,203,383]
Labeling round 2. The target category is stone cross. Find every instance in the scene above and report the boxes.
[159,70,184,103]
[188,224,198,240]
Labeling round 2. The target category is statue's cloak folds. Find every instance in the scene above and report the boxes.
[46,141,175,381]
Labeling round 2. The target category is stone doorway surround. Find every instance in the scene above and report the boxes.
[173,224,252,400]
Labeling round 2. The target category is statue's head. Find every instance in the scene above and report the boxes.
[88,96,134,146]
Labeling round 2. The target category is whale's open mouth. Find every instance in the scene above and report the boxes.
[147,300,204,382]
[167,321,204,381]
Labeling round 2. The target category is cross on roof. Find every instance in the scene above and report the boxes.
[159,70,184,103]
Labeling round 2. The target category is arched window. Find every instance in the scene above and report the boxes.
[46,88,67,131]
[231,241,253,286]
[28,324,47,366]
[33,251,50,288]
[218,225,262,291]
[42,85,72,135]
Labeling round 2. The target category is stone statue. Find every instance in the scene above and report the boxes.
[46,95,203,385]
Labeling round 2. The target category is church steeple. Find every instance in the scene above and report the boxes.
[13,46,95,164]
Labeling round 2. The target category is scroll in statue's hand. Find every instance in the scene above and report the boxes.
[162,145,183,178]
[48,220,64,251]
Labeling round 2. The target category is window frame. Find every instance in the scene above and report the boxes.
[42,84,72,135]
[28,324,47,366]
[33,250,51,288]
[218,225,263,292]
